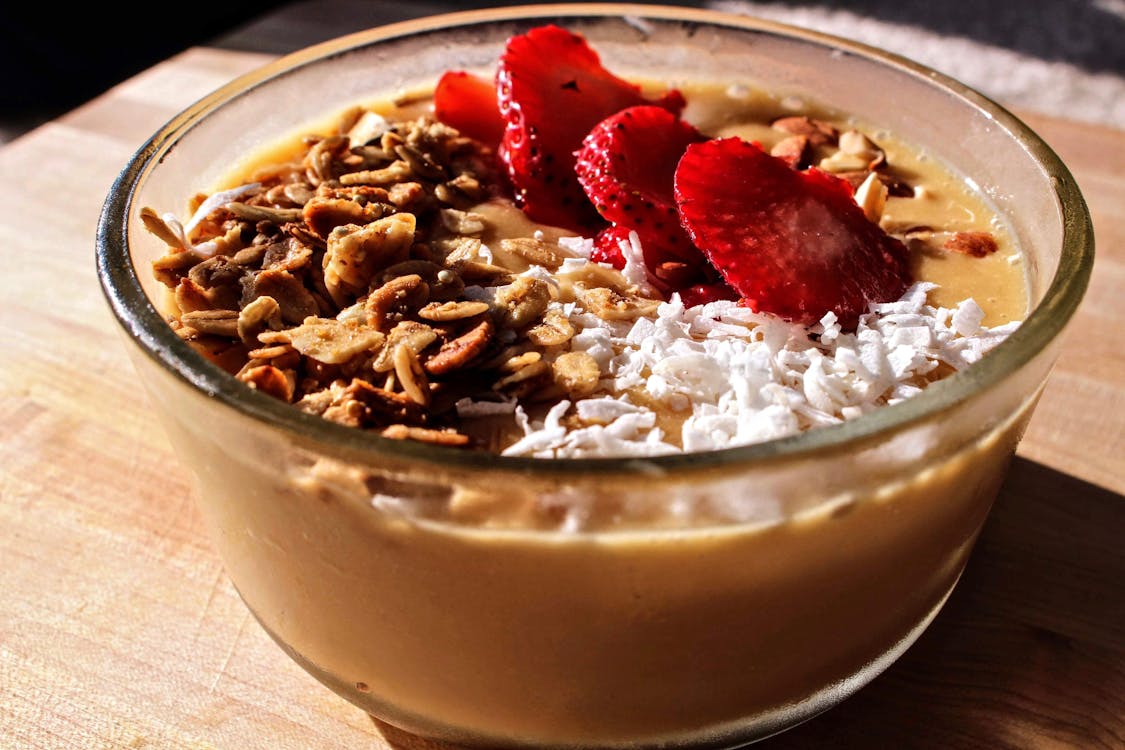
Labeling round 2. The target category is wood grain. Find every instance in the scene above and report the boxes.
[0,48,1121,749]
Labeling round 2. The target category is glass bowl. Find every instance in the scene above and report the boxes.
[95,4,1093,748]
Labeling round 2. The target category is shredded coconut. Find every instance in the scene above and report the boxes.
[158,182,262,258]
[498,269,1021,458]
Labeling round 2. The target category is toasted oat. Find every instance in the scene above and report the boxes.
[551,351,601,398]
[322,397,368,428]
[174,278,214,314]
[305,135,349,185]
[555,261,631,295]
[375,261,464,301]
[450,259,512,284]
[237,295,283,344]
[180,309,239,338]
[227,202,304,225]
[261,238,313,273]
[494,359,551,390]
[479,344,531,372]
[282,317,386,364]
[439,237,484,265]
[340,160,414,186]
[418,300,491,322]
[324,213,416,305]
[303,186,390,237]
[246,268,321,323]
[283,222,328,251]
[189,255,244,302]
[496,350,542,374]
[577,287,660,321]
[394,143,447,181]
[440,208,486,235]
[245,343,295,360]
[283,183,316,206]
[142,109,525,443]
[140,206,190,250]
[371,321,439,373]
[387,181,424,209]
[230,242,269,268]
[345,379,427,425]
[526,309,575,347]
[500,237,567,269]
[152,250,201,288]
[435,173,484,205]
[494,277,551,329]
[239,364,296,402]
[381,424,470,446]
[378,259,442,282]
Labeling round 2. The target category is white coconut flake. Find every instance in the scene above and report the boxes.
[499,273,1021,460]
[558,236,595,259]
[456,396,518,418]
[183,182,261,238]
[952,298,986,336]
[576,397,645,423]
[618,230,660,297]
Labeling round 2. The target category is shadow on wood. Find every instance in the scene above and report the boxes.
[764,456,1124,748]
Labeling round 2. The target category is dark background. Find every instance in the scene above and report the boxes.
[0,2,280,138]
[2,0,1122,143]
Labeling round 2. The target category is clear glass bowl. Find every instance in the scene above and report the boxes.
[96,4,1093,748]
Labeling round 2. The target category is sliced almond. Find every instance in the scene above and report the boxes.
[853,172,889,224]
[393,343,432,407]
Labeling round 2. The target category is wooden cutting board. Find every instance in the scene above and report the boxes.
[0,47,1122,749]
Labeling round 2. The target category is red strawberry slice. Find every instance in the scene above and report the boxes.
[433,70,505,147]
[495,25,683,232]
[575,105,709,279]
[591,224,630,269]
[677,281,740,308]
[674,138,912,327]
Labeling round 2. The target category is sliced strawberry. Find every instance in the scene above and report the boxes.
[674,138,912,327]
[575,105,708,279]
[591,224,629,269]
[495,25,683,232]
[677,281,740,308]
[433,70,505,147]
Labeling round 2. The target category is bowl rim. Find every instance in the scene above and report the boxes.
[96,2,1095,478]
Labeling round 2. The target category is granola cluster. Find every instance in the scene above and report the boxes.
[143,89,1013,457]
[145,107,662,448]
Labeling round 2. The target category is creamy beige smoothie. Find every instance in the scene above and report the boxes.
[140,76,1031,747]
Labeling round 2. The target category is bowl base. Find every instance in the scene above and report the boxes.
[244,574,958,750]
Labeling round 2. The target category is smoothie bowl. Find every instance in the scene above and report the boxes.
[95,4,1092,748]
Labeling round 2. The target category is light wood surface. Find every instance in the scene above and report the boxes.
[1,47,1122,749]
